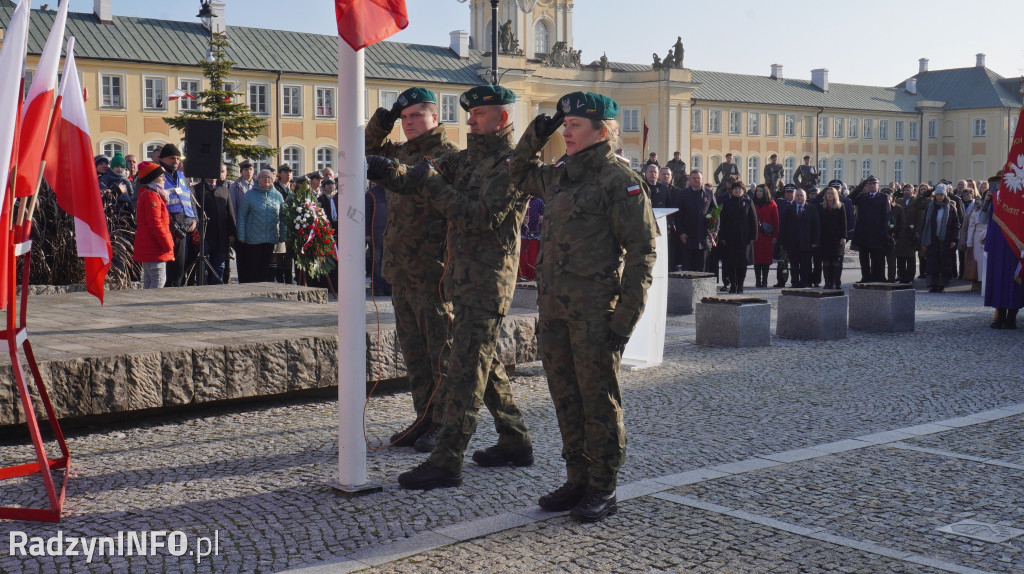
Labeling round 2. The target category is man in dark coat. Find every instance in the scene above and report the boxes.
[656,167,683,270]
[674,170,717,272]
[200,164,236,285]
[779,188,820,288]
[849,175,891,282]
[773,184,796,287]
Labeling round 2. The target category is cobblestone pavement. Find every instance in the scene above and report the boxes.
[1,279,1021,573]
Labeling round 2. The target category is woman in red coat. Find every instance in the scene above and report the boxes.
[752,184,779,288]
[132,161,175,288]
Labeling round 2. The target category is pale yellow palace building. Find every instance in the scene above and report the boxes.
[3,0,1020,185]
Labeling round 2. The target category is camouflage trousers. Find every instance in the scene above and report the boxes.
[391,285,452,424]
[429,304,532,474]
[537,316,626,491]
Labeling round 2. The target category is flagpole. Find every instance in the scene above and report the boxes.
[331,37,377,493]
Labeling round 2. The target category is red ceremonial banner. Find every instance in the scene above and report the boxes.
[994,107,1024,281]
[335,0,409,51]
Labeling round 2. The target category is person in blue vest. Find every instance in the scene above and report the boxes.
[158,143,198,287]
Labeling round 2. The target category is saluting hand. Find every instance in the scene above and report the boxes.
[534,109,565,139]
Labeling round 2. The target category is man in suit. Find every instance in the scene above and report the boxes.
[849,175,891,282]
[675,170,717,272]
[779,188,820,287]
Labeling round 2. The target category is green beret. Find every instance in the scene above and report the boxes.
[395,87,436,112]
[459,85,515,111]
[558,91,619,120]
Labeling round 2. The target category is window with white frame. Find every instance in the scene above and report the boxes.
[862,159,872,179]
[879,119,889,140]
[249,83,269,115]
[534,20,550,56]
[691,155,702,173]
[784,157,795,181]
[895,120,904,140]
[622,108,640,132]
[909,121,919,141]
[282,85,302,116]
[222,81,236,94]
[766,113,778,137]
[144,141,166,159]
[315,87,335,118]
[802,116,814,138]
[441,95,458,124]
[818,116,829,138]
[379,89,398,111]
[818,157,828,176]
[143,77,166,110]
[928,119,937,138]
[973,118,986,137]
[100,74,123,108]
[833,116,844,139]
[102,140,125,158]
[748,112,760,136]
[863,119,873,139]
[282,146,303,172]
[708,110,721,134]
[691,108,702,133]
[747,156,760,184]
[178,79,200,111]
[315,147,336,171]
[728,111,741,135]
[894,159,904,183]
[848,118,858,139]
[784,114,795,137]
[833,158,843,182]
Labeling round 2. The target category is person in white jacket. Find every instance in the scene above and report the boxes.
[965,190,990,287]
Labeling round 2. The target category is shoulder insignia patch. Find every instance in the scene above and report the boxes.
[553,160,564,168]
[627,184,643,196]
[504,157,511,165]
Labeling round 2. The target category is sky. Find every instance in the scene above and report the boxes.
[45,0,1023,87]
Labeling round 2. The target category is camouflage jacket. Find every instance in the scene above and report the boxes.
[509,118,659,337]
[372,124,527,316]
[365,112,458,287]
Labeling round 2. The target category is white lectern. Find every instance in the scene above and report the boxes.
[622,207,676,369]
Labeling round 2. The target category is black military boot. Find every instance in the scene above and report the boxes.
[471,445,534,467]
[412,423,443,453]
[390,419,428,447]
[397,460,462,490]
[538,481,587,512]
[991,309,1006,329]
[570,487,617,522]
[1005,309,1019,329]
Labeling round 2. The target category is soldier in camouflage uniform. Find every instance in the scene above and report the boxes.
[509,91,659,522]
[367,85,533,490]
[366,87,457,452]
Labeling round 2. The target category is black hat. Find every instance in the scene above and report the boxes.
[864,175,879,184]
[238,160,253,169]
[783,184,796,192]
[459,85,516,111]
[308,171,322,180]
[94,154,110,166]
[827,179,843,189]
[881,187,894,195]
[277,164,293,173]
[159,143,182,159]
[989,173,1002,184]
[806,186,820,195]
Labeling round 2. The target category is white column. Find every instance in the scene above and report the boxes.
[564,2,574,49]
[336,40,368,488]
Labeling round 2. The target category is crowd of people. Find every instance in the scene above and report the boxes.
[93,144,340,289]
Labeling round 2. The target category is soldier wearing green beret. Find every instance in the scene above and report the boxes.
[509,91,659,522]
[367,84,534,490]
[365,87,458,452]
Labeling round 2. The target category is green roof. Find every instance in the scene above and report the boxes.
[904,67,1022,110]
[2,4,486,86]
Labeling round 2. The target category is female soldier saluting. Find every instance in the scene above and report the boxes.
[509,92,658,522]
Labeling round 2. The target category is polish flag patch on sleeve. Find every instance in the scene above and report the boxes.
[627,184,643,196]
[504,157,511,165]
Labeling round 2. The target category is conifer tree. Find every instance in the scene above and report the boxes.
[164,34,277,173]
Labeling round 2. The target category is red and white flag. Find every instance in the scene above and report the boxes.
[164,88,196,103]
[335,0,408,51]
[41,37,112,304]
[995,107,1024,283]
[0,0,32,310]
[14,0,68,200]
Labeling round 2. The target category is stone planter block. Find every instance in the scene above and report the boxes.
[776,289,848,340]
[695,296,770,347]
[668,272,717,315]
[849,283,915,333]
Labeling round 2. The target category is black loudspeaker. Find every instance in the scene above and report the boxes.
[183,119,224,179]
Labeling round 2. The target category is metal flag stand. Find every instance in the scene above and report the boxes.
[0,172,71,523]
